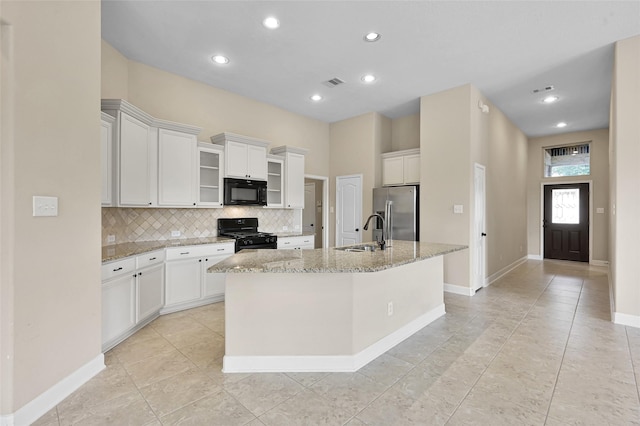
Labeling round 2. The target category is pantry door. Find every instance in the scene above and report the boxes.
[336,175,362,246]
[543,183,589,262]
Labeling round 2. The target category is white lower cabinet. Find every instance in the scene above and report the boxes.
[137,263,164,322]
[163,242,234,313]
[102,273,136,347]
[277,235,315,250]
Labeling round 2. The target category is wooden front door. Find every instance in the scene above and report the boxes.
[543,183,589,262]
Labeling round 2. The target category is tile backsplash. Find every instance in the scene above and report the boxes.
[102,207,296,245]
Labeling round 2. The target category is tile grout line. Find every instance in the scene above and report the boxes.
[542,275,585,425]
[624,327,640,406]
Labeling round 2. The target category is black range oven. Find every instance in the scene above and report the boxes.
[218,218,277,252]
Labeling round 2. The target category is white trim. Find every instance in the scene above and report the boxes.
[590,259,609,266]
[487,256,528,286]
[528,254,543,260]
[3,354,105,426]
[609,270,615,322]
[305,174,330,248]
[444,283,475,296]
[613,312,640,328]
[222,303,445,373]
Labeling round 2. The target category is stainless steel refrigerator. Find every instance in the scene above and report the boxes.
[372,185,419,243]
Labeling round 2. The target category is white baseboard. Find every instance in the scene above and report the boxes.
[527,254,542,260]
[613,312,640,328]
[222,303,446,373]
[590,259,609,266]
[487,256,528,286]
[3,354,104,426]
[443,283,475,296]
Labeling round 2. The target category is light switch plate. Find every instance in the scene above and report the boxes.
[33,196,58,217]
[171,230,181,237]
[453,204,464,214]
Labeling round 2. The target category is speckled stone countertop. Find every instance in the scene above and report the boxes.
[208,240,466,273]
[102,237,235,263]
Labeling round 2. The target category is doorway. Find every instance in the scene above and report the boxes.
[303,179,322,248]
[473,164,486,292]
[336,174,362,246]
[543,183,589,262]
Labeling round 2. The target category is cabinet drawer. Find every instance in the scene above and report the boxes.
[136,250,165,269]
[101,257,136,281]
[165,243,234,261]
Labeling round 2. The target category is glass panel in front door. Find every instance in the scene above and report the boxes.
[552,188,580,224]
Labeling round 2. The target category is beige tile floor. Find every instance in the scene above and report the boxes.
[33,260,640,425]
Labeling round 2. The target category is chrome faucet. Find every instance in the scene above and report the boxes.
[363,214,386,250]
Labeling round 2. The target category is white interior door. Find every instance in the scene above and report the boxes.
[473,164,487,292]
[336,175,362,246]
[303,183,315,234]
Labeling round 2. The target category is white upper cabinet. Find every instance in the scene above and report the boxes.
[382,148,420,186]
[266,155,284,208]
[270,146,308,209]
[158,128,197,207]
[101,99,202,208]
[211,133,269,181]
[197,142,224,207]
[101,112,115,206]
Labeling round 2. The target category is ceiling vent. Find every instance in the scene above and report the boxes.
[323,77,345,88]
[531,85,554,94]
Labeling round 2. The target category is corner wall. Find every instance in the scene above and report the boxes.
[527,129,610,263]
[610,35,640,325]
[1,0,102,417]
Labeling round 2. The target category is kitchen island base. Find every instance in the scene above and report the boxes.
[223,255,445,373]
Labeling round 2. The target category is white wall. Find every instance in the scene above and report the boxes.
[610,35,640,324]
[1,0,102,415]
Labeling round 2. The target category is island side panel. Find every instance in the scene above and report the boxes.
[225,273,354,356]
[352,255,445,353]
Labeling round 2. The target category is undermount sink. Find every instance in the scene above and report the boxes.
[334,244,378,252]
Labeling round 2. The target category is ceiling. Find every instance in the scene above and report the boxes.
[102,1,640,138]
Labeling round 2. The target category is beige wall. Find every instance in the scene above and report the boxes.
[1,0,102,414]
[391,113,420,151]
[102,41,330,178]
[421,84,528,288]
[527,129,610,262]
[610,35,640,320]
[329,112,390,246]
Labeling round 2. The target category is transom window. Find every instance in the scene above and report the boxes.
[544,143,590,178]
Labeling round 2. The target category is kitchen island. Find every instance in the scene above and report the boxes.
[208,240,466,373]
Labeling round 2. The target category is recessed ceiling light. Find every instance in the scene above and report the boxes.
[362,74,376,83]
[556,122,568,128]
[263,16,280,29]
[364,32,381,42]
[543,95,559,104]
[310,94,322,102]
[211,55,229,65]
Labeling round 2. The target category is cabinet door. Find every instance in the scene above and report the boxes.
[403,154,421,184]
[203,255,230,297]
[285,153,305,208]
[382,157,404,186]
[119,113,152,206]
[198,148,223,207]
[165,258,202,306]
[267,158,284,207]
[158,129,196,206]
[225,140,249,178]
[247,145,267,180]
[101,119,113,206]
[102,274,136,345]
[137,264,164,321]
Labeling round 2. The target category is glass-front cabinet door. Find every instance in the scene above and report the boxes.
[197,143,224,207]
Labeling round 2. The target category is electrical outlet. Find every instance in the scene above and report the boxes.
[294,224,300,230]
[107,235,116,243]
[387,301,393,316]
[283,226,288,231]
[171,230,181,237]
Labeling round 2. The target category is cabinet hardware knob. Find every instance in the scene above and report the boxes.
[139,272,142,276]
[149,257,156,261]
[148,202,152,205]
[193,203,196,206]
[217,248,224,251]
[180,252,189,255]
[133,274,137,278]
[355,228,359,232]
[205,259,208,261]
[481,233,487,237]
[198,259,202,262]
[113,267,123,272]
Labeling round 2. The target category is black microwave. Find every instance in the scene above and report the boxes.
[224,178,268,206]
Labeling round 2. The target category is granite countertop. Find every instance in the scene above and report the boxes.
[208,240,467,274]
[274,231,316,238]
[102,237,235,263]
